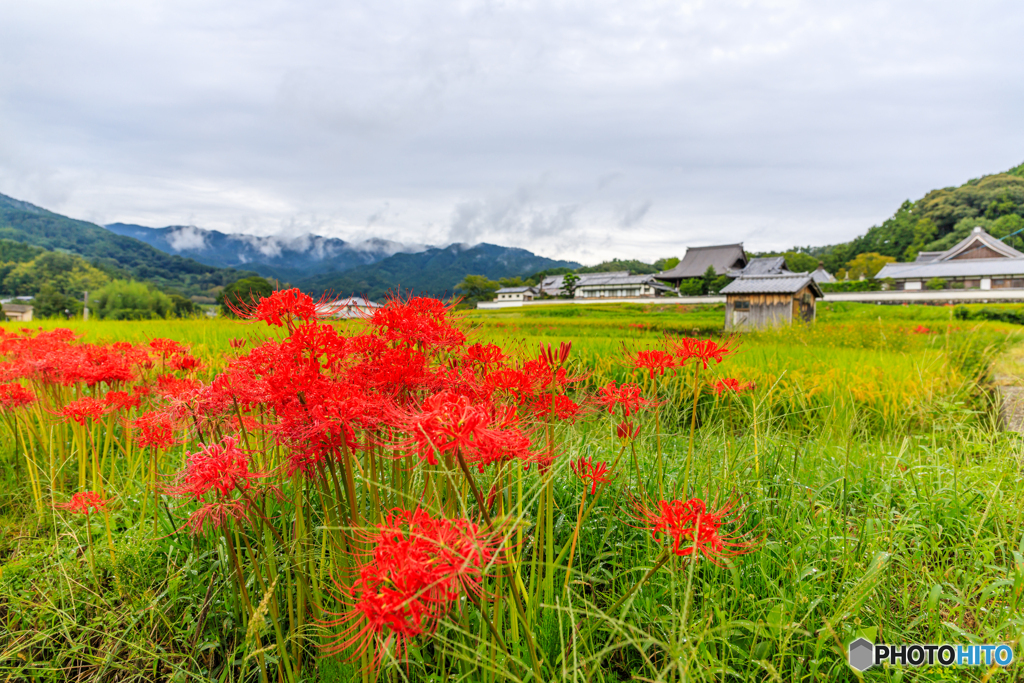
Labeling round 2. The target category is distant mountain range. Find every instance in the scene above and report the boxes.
[0,191,579,303]
[105,223,424,284]
[108,222,580,301]
[299,242,580,301]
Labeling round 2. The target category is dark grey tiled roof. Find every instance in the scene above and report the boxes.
[810,267,835,284]
[539,271,667,293]
[656,244,747,280]
[720,273,823,296]
[739,256,787,276]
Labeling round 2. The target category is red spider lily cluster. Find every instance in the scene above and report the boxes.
[54,490,110,515]
[571,456,613,495]
[637,498,753,564]
[714,378,755,396]
[1,291,763,674]
[323,507,501,662]
[912,325,932,334]
[630,338,734,377]
[599,380,656,440]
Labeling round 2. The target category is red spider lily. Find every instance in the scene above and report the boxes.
[571,456,613,494]
[399,392,489,465]
[597,381,652,417]
[463,343,507,371]
[59,397,107,425]
[321,507,501,664]
[632,349,677,378]
[524,356,584,393]
[229,337,247,349]
[530,393,583,422]
[616,421,640,440]
[170,435,267,499]
[132,411,178,449]
[0,383,35,409]
[229,287,330,327]
[183,498,251,534]
[155,374,201,400]
[713,378,755,395]
[912,325,931,334]
[636,498,754,564]
[484,368,539,405]
[103,390,141,412]
[150,338,185,355]
[539,341,572,368]
[673,337,734,369]
[168,353,203,372]
[54,491,110,515]
[398,393,532,471]
[370,297,467,352]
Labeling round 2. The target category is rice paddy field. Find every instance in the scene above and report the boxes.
[2,298,1024,682]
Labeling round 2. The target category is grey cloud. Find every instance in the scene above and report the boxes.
[618,201,652,229]
[0,0,1022,263]
[448,184,582,246]
[166,226,210,252]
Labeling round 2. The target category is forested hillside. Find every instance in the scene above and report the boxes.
[0,194,254,298]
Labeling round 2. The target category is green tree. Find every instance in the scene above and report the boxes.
[169,294,197,318]
[844,252,895,280]
[653,257,680,271]
[782,252,819,273]
[218,276,274,316]
[31,283,80,319]
[902,218,938,261]
[454,275,500,304]
[701,265,718,294]
[93,280,173,320]
[561,272,580,299]
[576,259,657,274]
[3,251,110,297]
[925,277,947,290]
[678,279,703,296]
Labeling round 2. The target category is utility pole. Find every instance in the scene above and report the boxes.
[83,291,89,321]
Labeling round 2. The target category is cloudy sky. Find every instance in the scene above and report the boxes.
[1,0,1022,264]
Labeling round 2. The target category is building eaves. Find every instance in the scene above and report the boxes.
[939,227,1024,261]
[656,244,747,280]
[720,273,822,296]
[876,259,1024,279]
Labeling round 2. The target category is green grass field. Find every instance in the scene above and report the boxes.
[2,302,1023,681]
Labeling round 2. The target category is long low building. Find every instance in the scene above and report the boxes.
[539,271,672,298]
[875,227,1024,290]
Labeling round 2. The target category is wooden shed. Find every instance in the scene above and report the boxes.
[720,273,823,331]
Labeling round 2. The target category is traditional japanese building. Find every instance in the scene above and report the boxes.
[494,286,537,302]
[875,227,1024,290]
[655,243,748,288]
[538,271,671,298]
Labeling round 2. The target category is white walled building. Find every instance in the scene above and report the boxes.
[875,227,1024,291]
[494,286,537,302]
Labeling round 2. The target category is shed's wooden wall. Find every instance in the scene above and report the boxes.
[725,288,817,330]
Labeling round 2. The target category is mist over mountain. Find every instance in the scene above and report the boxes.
[106,222,425,283]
